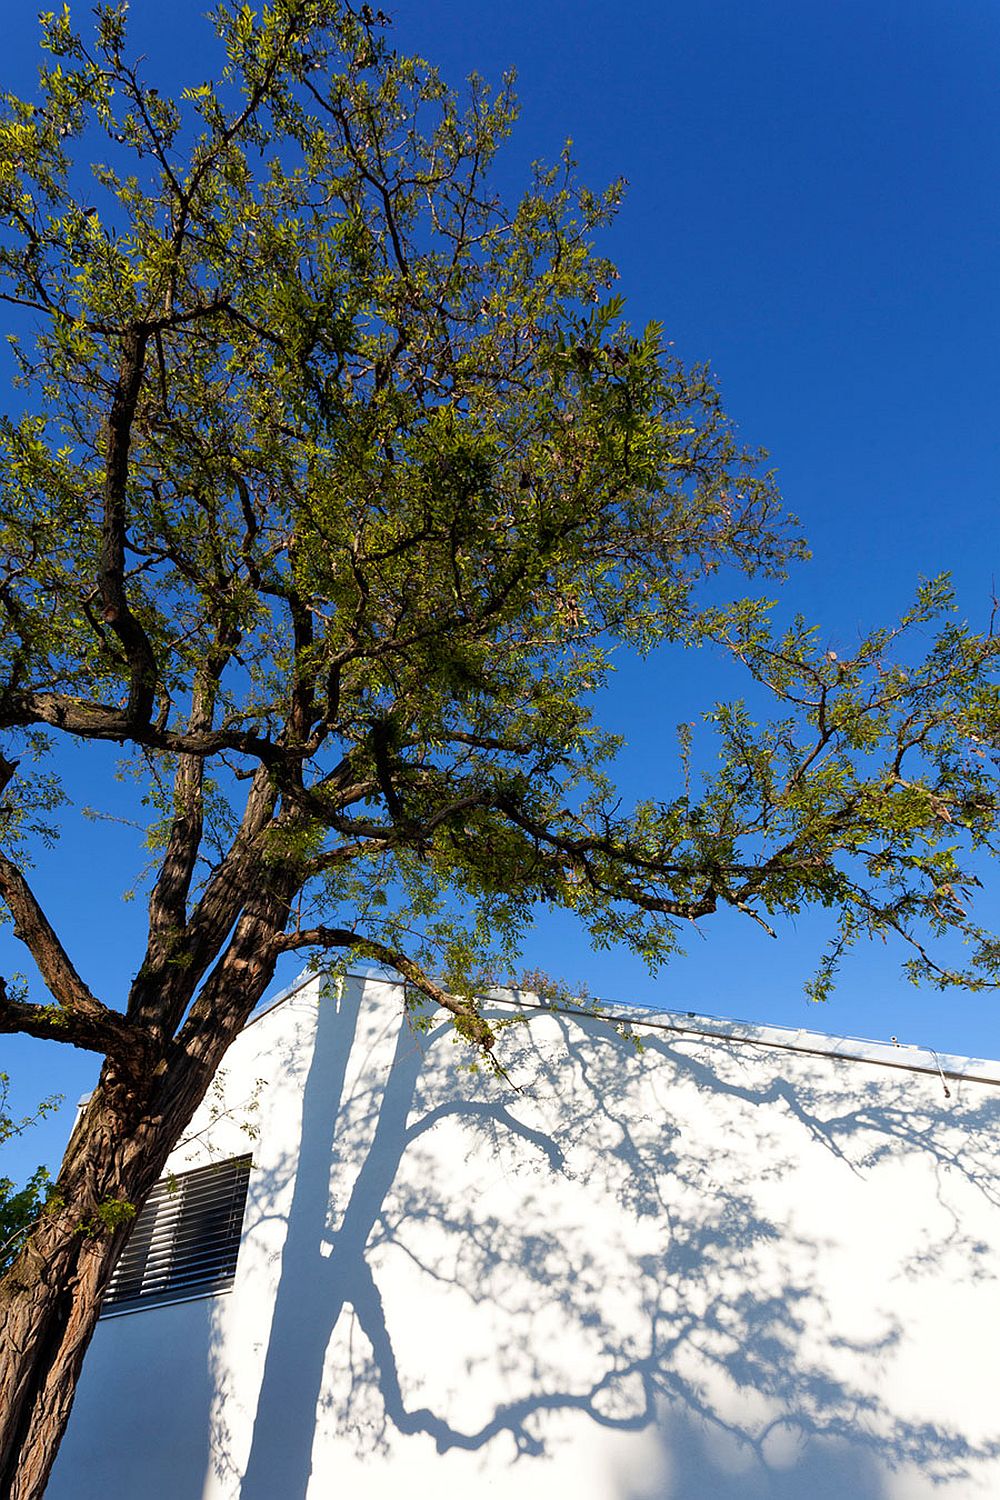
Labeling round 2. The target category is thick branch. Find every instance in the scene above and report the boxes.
[285,578,315,752]
[272,925,496,1052]
[0,854,101,1020]
[99,326,158,725]
[0,692,284,763]
[0,856,141,1059]
[137,765,280,1035]
[170,857,303,1068]
[0,978,136,1057]
[144,678,213,970]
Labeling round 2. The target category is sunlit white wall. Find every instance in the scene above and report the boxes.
[47,971,1000,1500]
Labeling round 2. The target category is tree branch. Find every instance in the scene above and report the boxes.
[0,856,142,1060]
[143,674,215,986]
[0,692,285,763]
[0,854,98,1019]
[140,765,280,1036]
[272,925,497,1052]
[99,326,158,725]
[0,977,136,1057]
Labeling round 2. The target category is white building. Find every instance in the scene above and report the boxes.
[47,970,1000,1499]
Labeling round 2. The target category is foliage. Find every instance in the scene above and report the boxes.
[83,1197,136,1236]
[0,1071,61,1275]
[0,0,996,1077]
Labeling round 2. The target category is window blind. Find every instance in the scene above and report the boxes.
[102,1155,252,1314]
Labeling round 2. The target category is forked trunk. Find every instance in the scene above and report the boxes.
[0,889,293,1494]
[0,1062,210,1500]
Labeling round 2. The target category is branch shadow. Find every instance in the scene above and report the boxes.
[621,1405,893,1499]
[222,987,1000,1498]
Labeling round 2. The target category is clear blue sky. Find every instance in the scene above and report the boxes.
[3,1,999,1178]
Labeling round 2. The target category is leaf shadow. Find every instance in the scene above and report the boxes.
[226,983,1000,1499]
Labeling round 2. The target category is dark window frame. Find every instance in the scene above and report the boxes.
[101,1154,252,1316]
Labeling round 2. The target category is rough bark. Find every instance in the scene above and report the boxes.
[0,1083,172,1500]
[0,888,293,1500]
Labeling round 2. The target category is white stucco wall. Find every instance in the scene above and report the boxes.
[47,972,1000,1500]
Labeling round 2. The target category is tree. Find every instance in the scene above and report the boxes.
[0,3,997,1494]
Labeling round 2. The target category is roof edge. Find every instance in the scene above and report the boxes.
[247,963,1000,1088]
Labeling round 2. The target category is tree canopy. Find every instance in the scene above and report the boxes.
[0,4,998,1494]
[0,2,996,1031]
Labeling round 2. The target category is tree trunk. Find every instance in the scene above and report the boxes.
[0,1077,177,1499]
[0,1037,229,1500]
[0,887,294,1495]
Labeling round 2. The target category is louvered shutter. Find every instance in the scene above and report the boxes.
[102,1155,252,1314]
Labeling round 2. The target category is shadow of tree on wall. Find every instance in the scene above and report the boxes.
[219,981,1000,1499]
[622,1406,892,1499]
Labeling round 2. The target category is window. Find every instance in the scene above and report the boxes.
[101,1155,252,1315]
